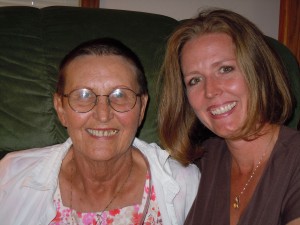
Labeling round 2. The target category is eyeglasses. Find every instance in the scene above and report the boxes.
[63,88,141,113]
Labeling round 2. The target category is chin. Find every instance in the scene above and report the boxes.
[213,127,239,139]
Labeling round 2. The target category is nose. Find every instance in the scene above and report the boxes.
[93,96,113,121]
[204,77,222,98]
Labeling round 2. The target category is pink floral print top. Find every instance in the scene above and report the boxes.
[50,172,162,225]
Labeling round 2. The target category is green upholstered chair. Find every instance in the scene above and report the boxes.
[0,6,299,159]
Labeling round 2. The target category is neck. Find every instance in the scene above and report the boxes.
[59,146,148,214]
[226,124,279,173]
[71,148,133,193]
[67,149,134,214]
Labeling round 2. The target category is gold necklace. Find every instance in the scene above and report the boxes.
[70,154,133,225]
[232,151,267,209]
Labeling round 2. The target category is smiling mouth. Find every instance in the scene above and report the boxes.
[87,129,119,137]
[210,102,237,115]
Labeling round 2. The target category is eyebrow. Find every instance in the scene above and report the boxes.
[211,58,236,67]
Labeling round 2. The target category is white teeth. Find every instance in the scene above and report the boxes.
[211,102,237,115]
[87,129,118,137]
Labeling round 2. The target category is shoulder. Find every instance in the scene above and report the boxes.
[133,137,200,183]
[194,137,227,171]
[278,126,300,147]
[0,139,71,167]
[168,157,200,181]
[273,127,300,173]
[0,139,71,184]
[133,137,170,164]
[271,127,300,223]
[275,126,300,161]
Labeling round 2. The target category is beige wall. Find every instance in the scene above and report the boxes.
[0,0,280,39]
[100,0,280,40]
[0,0,79,7]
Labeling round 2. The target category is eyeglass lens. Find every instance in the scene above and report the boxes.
[67,88,138,113]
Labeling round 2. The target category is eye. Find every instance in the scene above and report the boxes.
[220,66,234,74]
[79,89,94,99]
[111,89,125,98]
[186,76,204,86]
[69,89,95,102]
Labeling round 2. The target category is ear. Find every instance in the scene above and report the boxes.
[53,93,68,127]
[138,94,148,126]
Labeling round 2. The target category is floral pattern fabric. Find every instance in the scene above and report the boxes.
[50,172,162,225]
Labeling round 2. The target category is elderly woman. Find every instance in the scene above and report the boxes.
[158,8,300,225]
[0,38,199,225]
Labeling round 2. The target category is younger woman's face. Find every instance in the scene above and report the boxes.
[181,33,249,138]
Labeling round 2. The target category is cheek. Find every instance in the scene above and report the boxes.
[64,111,89,129]
[119,110,141,128]
[119,108,144,138]
[186,88,203,110]
[227,75,249,94]
[186,89,208,124]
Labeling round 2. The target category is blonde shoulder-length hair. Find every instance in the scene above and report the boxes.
[158,8,294,165]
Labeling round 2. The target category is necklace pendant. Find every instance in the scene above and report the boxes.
[233,196,240,209]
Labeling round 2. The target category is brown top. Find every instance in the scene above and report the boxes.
[185,126,300,225]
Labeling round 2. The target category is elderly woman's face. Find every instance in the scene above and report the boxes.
[181,33,249,138]
[54,55,148,161]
